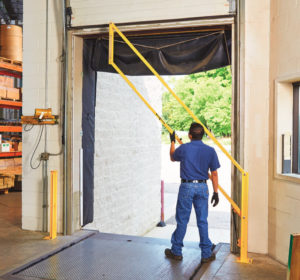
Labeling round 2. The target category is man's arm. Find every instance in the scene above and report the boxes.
[170,141,175,162]
[211,170,218,193]
[210,170,219,207]
[169,131,176,161]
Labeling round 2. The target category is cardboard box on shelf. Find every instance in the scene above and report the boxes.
[0,175,15,189]
[0,86,6,98]
[0,159,14,169]
[0,76,14,87]
[0,143,10,152]
[4,175,12,185]
[6,87,20,100]
[0,158,21,176]
[18,88,22,100]
[15,174,21,181]
[0,159,22,176]
[17,142,22,151]
[5,141,12,151]
[13,157,21,166]
[11,142,18,151]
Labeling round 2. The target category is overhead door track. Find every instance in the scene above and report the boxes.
[108,22,251,264]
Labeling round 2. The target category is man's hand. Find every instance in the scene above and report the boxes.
[211,192,219,207]
[169,131,176,143]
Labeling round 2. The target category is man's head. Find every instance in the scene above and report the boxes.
[188,122,204,140]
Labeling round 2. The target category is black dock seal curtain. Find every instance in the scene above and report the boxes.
[92,30,231,75]
[82,39,96,226]
[82,30,231,225]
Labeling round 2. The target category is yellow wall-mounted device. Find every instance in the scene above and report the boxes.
[21,108,59,125]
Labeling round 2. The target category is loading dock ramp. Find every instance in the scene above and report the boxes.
[2,232,227,280]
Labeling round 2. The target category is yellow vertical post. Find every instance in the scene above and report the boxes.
[109,23,114,65]
[238,172,252,263]
[44,171,58,240]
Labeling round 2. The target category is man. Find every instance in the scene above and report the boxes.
[165,122,220,263]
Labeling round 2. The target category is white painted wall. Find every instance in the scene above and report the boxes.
[243,0,270,254]
[70,0,232,27]
[268,0,300,264]
[22,0,64,231]
[85,73,162,235]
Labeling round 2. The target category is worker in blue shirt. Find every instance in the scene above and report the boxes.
[165,122,220,263]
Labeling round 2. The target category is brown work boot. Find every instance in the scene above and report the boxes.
[164,248,183,261]
[201,252,216,264]
[211,243,216,252]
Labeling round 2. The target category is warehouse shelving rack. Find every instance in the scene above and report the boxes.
[0,58,22,158]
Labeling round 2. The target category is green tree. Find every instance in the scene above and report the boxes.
[162,66,232,136]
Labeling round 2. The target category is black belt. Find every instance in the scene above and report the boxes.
[181,179,206,183]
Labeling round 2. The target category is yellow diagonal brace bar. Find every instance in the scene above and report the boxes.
[110,22,245,175]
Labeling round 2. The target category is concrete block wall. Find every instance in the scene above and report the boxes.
[85,72,162,235]
[268,0,300,264]
[22,0,64,232]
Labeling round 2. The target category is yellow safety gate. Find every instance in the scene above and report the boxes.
[108,22,252,264]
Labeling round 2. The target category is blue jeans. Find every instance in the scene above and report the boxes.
[171,182,212,258]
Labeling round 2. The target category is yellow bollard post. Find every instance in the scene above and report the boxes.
[44,171,58,240]
[237,172,252,263]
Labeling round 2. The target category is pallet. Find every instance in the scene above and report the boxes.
[0,188,9,195]
[0,167,22,176]
[0,57,22,67]
[0,97,21,102]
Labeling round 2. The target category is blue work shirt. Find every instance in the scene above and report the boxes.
[173,140,220,180]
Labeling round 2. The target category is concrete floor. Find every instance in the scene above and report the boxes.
[0,191,287,280]
[0,192,93,276]
[200,249,287,280]
[3,233,207,280]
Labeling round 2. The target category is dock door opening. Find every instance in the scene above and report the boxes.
[79,22,249,260]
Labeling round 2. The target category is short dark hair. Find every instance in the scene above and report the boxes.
[189,122,204,140]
